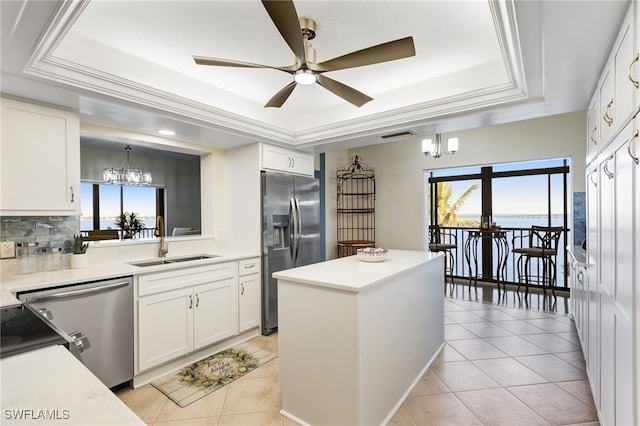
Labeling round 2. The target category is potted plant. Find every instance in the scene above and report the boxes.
[70,234,89,269]
[115,212,145,239]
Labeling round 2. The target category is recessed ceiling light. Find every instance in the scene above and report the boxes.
[158,129,175,136]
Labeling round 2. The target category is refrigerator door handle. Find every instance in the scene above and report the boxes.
[289,198,298,261]
[293,198,301,262]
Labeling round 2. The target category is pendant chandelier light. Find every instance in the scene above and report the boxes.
[422,134,459,158]
[103,145,152,186]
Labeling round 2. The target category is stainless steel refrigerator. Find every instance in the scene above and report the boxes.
[261,170,321,335]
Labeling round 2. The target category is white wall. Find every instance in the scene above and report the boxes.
[332,111,586,252]
[323,150,350,260]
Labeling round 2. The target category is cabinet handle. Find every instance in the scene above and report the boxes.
[288,157,292,168]
[241,283,245,295]
[189,294,193,309]
[577,269,584,285]
[195,294,200,307]
[628,53,639,89]
[291,157,295,168]
[590,126,598,146]
[243,263,255,270]
[589,171,597,187]
[628,130,639,165]
[603,154,614,179]
[70,186,75,203]
[603,99,614,126]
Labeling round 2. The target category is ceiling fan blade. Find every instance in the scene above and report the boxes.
[192,56,297,72]
[261,0,306,65]
[310,36,416,72]
[316,74,372,107]
[265,81,297,108]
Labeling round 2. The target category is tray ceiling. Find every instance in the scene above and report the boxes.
[0,1,630,152]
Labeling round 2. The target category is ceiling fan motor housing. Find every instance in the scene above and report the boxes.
[299,18,317,40]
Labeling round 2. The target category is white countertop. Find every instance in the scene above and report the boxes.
[0,248,259,307]
[272,249,441,292]
[1,345,144,425]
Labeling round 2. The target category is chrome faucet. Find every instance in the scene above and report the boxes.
[155,215,169,257]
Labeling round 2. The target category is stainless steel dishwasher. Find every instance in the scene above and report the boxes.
[19,276,133,389]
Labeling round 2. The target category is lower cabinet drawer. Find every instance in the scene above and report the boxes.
[238,257,259,276]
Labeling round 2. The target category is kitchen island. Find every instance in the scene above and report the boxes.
[273,249,444,426]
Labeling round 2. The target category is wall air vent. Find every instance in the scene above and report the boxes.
[379,130,417,140]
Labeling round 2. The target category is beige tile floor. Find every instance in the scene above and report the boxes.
[116,283,598,425]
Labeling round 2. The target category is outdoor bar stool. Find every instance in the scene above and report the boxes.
[512,226,563,301]
[428,225,457,293]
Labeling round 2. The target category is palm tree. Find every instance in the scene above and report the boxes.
[430,182,479,226]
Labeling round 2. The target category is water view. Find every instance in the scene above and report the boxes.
[81,218,156,231]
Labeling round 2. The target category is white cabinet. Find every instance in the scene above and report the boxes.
[136,262,238,372]
[138,287,194,371]
[586,94,600,164]
[584,6,640,423]
[0,98,80,215]
[238,257,260,332]
[595,121,637,426]
[192,279,237,348]
[613,6,636,127]
[238,274,260,332]
[599,63,616,145]
[585,163,599,401]
[568,251,588,356]
[592,4,637,157]
[262,144,314,176]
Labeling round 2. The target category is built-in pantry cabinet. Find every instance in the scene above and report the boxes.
[0,97,80,215]
[579,2,640,424]
[596,121,636,426]
[584,162,600,404]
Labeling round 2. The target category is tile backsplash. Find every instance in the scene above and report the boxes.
[0,215,79,253]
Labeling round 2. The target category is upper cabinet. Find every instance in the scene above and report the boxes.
[590,4,639,161]
[261,144,314,176]
[613,6,636,128]
[1,98,80,215]
[586,93,599,164]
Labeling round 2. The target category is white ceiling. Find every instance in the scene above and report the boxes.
[0,0,630,153]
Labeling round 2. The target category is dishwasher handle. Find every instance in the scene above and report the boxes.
[24,280,130,304]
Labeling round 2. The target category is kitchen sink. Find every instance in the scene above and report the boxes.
[131,255,219,267]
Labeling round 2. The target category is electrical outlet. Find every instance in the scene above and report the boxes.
[1,241,16,259]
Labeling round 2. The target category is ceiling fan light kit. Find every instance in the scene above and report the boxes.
[192,0,415,108]
[294,69,316,85]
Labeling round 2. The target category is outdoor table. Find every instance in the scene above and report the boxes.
[464,228,510,296]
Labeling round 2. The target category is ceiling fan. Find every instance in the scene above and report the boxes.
[192,0,416,108]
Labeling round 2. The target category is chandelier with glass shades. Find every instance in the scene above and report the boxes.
[103,145,152,186]
[422,134,459,158]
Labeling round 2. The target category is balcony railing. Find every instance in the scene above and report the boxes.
[435,226,569,290]
[81,227,157,241]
